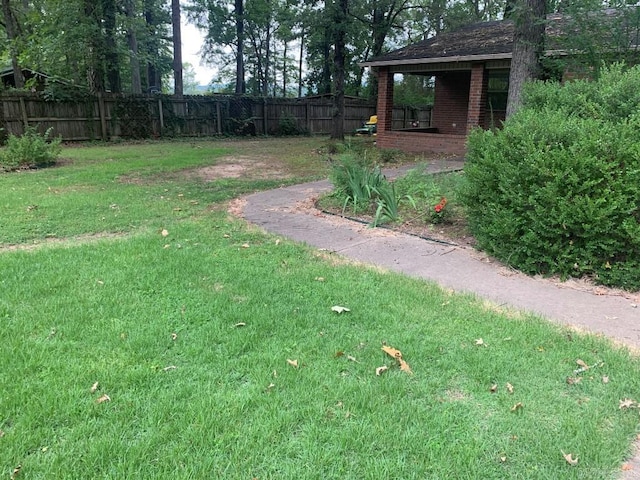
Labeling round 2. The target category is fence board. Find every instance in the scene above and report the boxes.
[0,93,431,141]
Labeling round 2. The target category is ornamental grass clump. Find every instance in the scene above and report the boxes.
[461,63,640,291]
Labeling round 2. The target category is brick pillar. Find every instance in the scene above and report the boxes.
[376,67,394,134]
[467,63,487,133]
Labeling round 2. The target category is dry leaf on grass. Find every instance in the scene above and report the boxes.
[399,359,413,374]
[171,333,178,341]
[490,384,498,393]
[510,402,523,412]
[376,365,388,376]
[475,338,485,346]
[622,463,633,471]
[0,429,5,438]
[576,359,589,370]
[562,451,579,466]
[619,398,636,409]
[241,243,250,248]
[331,306,350,314]
[346,355,359,363]
[335,351,344,358]
[10,464,21,480]
[381,345,402,359]
[234,322,246,328]
[566,377,582,385]
[96,394,111,404]
[90,381,99,393]
[163,365,177,372]
[161,229,169,237]
[506,383,514,394]
[602,376,610,384]
[286,359,299,368]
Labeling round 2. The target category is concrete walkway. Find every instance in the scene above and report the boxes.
[241,158,640,478]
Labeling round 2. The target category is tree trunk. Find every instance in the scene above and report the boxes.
[298,27,305,97]
[506,0,546,118]
[84,0,105,93]
[125,0,142,94]
[235,0,246,94]
[171,0,183,96]
[331,0,348,140]
[2,0,25,89]
[103,0,121,93]
[144,0,161,92]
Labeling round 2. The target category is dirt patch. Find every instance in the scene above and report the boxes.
[193,156,292,181]
[0,232,128,254]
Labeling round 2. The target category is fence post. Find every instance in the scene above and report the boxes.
[19,97,29,131]
[97,93,108,140]
[158,98,164,131]
[215,100,222,134]
[263,98,268,135]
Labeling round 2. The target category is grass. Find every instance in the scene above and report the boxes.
[1,137,640,479]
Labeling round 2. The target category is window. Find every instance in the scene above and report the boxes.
[487,70,509,112]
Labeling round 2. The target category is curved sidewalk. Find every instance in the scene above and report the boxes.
[242,160,640,351]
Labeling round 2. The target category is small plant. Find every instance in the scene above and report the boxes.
[0,126,62,171]
[430,197,449,224]
[330,154,385,215]
[372,183,416,227]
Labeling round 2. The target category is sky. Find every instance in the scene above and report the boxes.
[181,19,217,86]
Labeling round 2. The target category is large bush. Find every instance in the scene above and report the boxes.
[0,127,62,171]
[461,64,640,290]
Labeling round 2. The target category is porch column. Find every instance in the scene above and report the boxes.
[376,67,394,134]
[467,63,487,132]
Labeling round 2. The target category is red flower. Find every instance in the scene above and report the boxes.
[434,204,443,213]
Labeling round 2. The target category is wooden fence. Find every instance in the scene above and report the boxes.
[0,92,432,142]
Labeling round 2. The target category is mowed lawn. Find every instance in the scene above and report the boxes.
[1,137,640,479]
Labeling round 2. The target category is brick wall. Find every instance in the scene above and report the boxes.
[376,131,467,155]
[376,67,394,134]
[432,72,471,135]
[467,63,487,132]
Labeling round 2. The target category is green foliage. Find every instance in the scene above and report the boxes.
[0,127,61,171]
[330,154,385,214]
[462,64,640,290]
[275,111,306,136]
[372,182,416,227]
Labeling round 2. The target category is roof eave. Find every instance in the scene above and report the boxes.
[360,52,513,68]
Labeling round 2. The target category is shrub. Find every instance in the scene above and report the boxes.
[0,127,62,171]
[329,154,385,214]
[461,64,640,290]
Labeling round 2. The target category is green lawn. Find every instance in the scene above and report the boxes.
[1,138,639,479]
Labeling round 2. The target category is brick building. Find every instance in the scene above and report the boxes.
[361,20,519,156]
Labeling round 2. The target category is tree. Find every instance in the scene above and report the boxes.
[331,0,348,140]
[505,0,547,117]
[172,0,184,96]
[1,0,25,88]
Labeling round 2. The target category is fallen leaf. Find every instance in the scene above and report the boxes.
[346,355,359,363]
[475,338,485,346]
[506,382,514,394]
[331,305,350,313]
[90,381,99,393]
[223,234,230,238]
[399,359,413,374]
[162,365,177,372]
[510,402,523,412]
[272,370,277,378]
[622,463,633,471]
[275,239,281,245]
[490,384,498,393]
[161,229,169,237]
[241,243,250,248]
[566,377,582,385]
[376,365,388,376]
[619,398,636,409]
[381,345,403,359]
[286,359,299,368]
[96,394,111,404]
[335,351,344,357]
[10,464,21,480]
[171,333,178,340]
[41,446,48,453]
[576,359,589,370]
[315,277,325,282]
[0,429,5,437]
[602,376,610,384]
[562,451,579,466]
[234,322,246,328]
[537,346,545,352]
[500,456,507,463]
